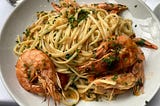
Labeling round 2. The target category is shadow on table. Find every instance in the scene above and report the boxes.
[0,101,19,106]
[147,88,160,106]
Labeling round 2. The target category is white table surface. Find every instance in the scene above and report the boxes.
[0,0,160,106]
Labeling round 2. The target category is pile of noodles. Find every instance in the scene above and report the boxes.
[14,1,136,105]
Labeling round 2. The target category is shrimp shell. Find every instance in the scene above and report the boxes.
[16,49,61,102]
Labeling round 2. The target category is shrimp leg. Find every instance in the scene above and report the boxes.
[131,62,145,96]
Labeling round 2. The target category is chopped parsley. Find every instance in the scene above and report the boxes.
[27,69,31,80]
[76,49,81,53]
[93,52,97,59]
[91,64,95,71]
[68,15,78,28]
[124,82,128,86]
[16,40,19,43]
[68,9,89,28]
[111,43,122,53]
[137,59,143,63]
[136,78,143,87]
[72,104,76,106]
[134,5,138,8]
[35,46,40,50]
[102,55,119,69]
[23,29,30,37]
[135,39,145,46]
[124,57,128,62]
[109,3,114,7]
[45,51,48,54]
[71,83,77,90]
[112,74,118,81]
[23,64,27,68]
[48,54,52,57]
[65,53,72,59]
[77,9,89,23]
[52,20,56,24]
[93,4,98,6]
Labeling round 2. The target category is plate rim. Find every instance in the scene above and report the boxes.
[0,0,160,106]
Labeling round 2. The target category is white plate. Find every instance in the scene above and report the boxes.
[0,0,160,106]
[154,3,160,20]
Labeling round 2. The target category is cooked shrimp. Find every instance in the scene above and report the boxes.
[87,62,144,98]
[94,72,136,90]
[78,35,141,75]
[95,35,140,58]
[91,3,128,14]
[16,49,61,103]
[86,49,145,97]
[51,0,79,12]
[78,35,157,75]
[85,57,145,97]
[52,0,127,14]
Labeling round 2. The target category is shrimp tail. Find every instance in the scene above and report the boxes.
[133,38,158,50]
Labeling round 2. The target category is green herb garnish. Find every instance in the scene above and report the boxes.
[124,82,128,86]
[23,64,27,68]
[68,15,78,28]
[136,78,143,87]
[112,74,118,81]
[134,5,138,8]
[23,29,30,37]
[109,3,114,7]
[135,39,145,46]
[27,69,31,80]
[111,43,122,53]
[76,49,80,53]
[91,64,95,71]
[102,55,119,69]
[68,9,89,28]
[16,40,19,43]
[77,9,89,23]
[65,53,72,59]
